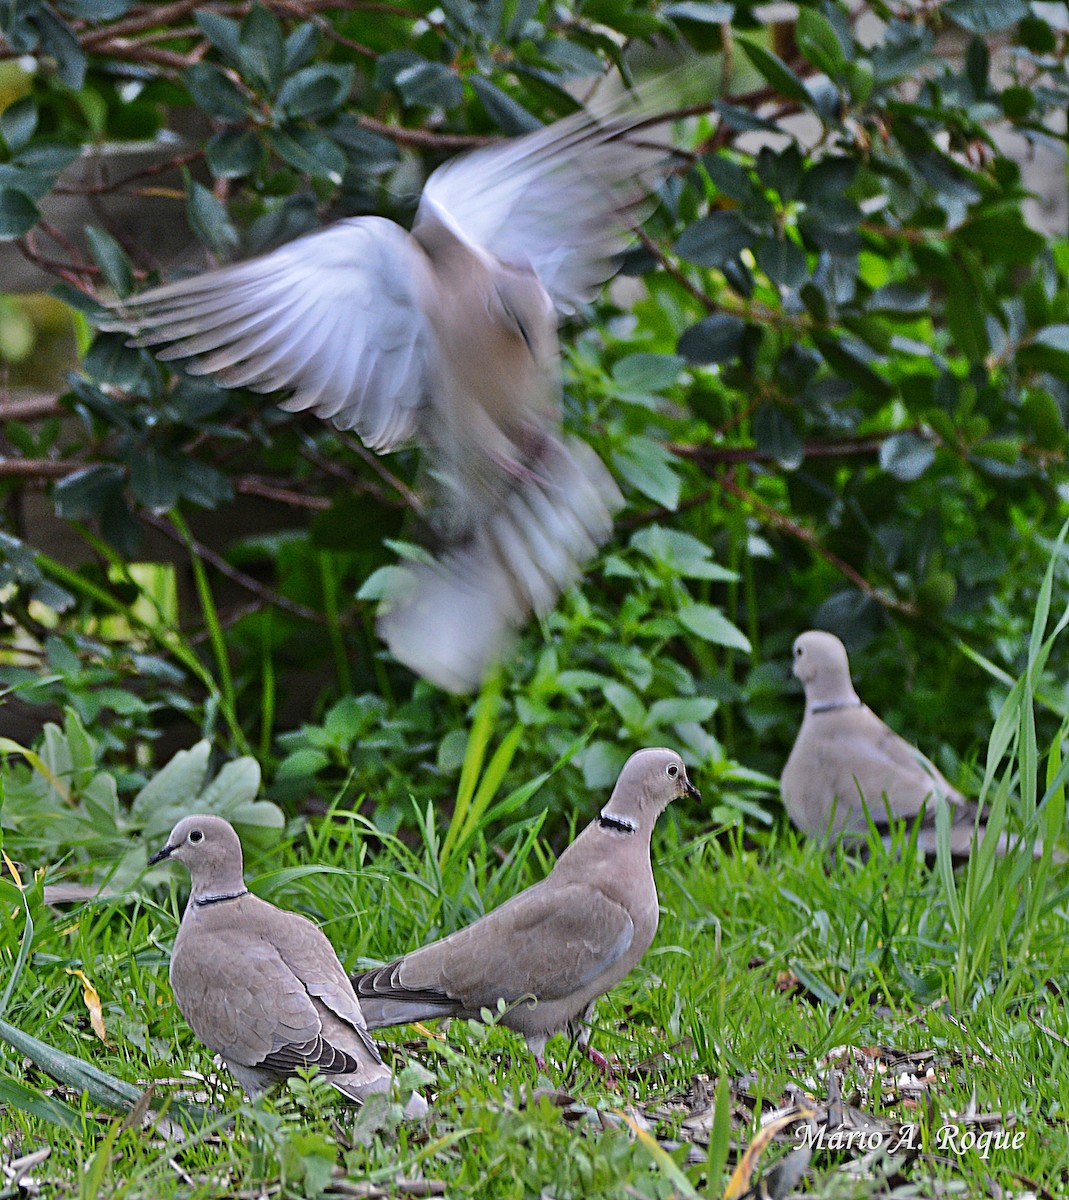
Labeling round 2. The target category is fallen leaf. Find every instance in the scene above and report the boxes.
[722,1106,815,1200]
[66,968,111,1046]
[1,851,23,890]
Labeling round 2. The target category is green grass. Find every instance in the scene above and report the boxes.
[4,544,1069,1197]
[3,790,1069,1197]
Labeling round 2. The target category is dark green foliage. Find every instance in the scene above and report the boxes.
[0,0,1068,837]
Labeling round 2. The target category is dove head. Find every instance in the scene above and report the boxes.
[791,631,860,710]
[149,815,247,900]
[599,748,699,830]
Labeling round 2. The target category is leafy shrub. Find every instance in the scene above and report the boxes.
[1,1,1068,839]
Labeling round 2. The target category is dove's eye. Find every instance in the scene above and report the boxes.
[666,763,679,779]
[188,829,204,844]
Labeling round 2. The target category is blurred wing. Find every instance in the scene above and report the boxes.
[109,217,434,452]
[418,82,678,313]
[377,435,622,693]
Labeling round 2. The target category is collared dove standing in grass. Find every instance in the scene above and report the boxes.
[107,78,688,693]
[150,814,425,1113]
[351,748,699,1076]
[780,630,984,855]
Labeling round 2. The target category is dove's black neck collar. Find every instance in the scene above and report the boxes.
[193,888,248,907]
[598,812,637,834]
[809,698,863,714]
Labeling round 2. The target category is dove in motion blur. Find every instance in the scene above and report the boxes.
[781,630,1004,857]
[150,814,426,1113]
[109,78,687,692]
[351,748,698,1076]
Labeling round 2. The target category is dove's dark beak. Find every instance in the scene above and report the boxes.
[684,778,700,801]
[148,843,175,866]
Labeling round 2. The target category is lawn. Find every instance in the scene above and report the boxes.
[3,601,1069,1200]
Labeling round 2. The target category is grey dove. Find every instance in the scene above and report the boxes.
[782,630,986,856]
[150,814,425,1112]
[351,748,698,1075]
[106,78,687,693]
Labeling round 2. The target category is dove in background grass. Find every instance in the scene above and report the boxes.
[780,630,1038,858]
[105,74,692,693]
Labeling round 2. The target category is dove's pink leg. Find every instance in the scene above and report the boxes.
[584,1045,616,1083]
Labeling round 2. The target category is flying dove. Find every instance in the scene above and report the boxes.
[781,630,987,856]
[351,748,698,1075]
[149,814,425,1112]
[106,78,688,693]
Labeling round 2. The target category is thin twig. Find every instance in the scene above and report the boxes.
[140,509,327,624]
[0,457,77,479]
[720,469,919,618]
[236,477,331,511]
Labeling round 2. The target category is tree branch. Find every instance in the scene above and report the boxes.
[139,509,328,624]
[720,470,919,618]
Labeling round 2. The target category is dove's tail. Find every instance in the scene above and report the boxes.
[376,436,622,693]
[351,962,464,1029]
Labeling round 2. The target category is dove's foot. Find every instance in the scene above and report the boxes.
[584,1045,616,1084]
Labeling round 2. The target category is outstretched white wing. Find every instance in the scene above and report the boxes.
[114,217,434,452]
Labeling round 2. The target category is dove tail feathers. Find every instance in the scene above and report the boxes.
[351,963,464,1029]
[376,436,622,693]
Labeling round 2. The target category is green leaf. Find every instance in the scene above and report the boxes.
[1033,325,1069,353]
[581,740,629,790]
[943,0,1028,34]
[663,1,733,23]
[31,5,85,89]
[603,681,645,729]
[612,353,684,395]
[674,211,753,268]
[0,98,37,152]
[284,23,319,72]
[813,333,894,399]
[206,129,263,179]
[277,748,331,781]
[611,437,682,510]
[267,127,345,182]
[630,525,738,581]
[678,603,751,651]
[53,464,125,520]
[238,2,286,94]
[185,179,238,253]
[0,1017,209,1130]
[868,283,930,315]
[755,237,808,288]
[84,226,133,296]
[737,36,811,104]
[469,76,541,134]
[183,63,248,122]
[678,313,747,363]
[392,62,464,110]
[796,9,847,73]
[0,187,39,240]
[879,432,936,481]
[195,9,242,65]
[0,1076,80,1132]
[753,405,804,469]
[956,208,1044,266]
[175,457,234,508]
[128,449,180,513]
[648,696,718,726]
[131,741,210,833]
[57,0,133,15]
[277,63,355,119]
